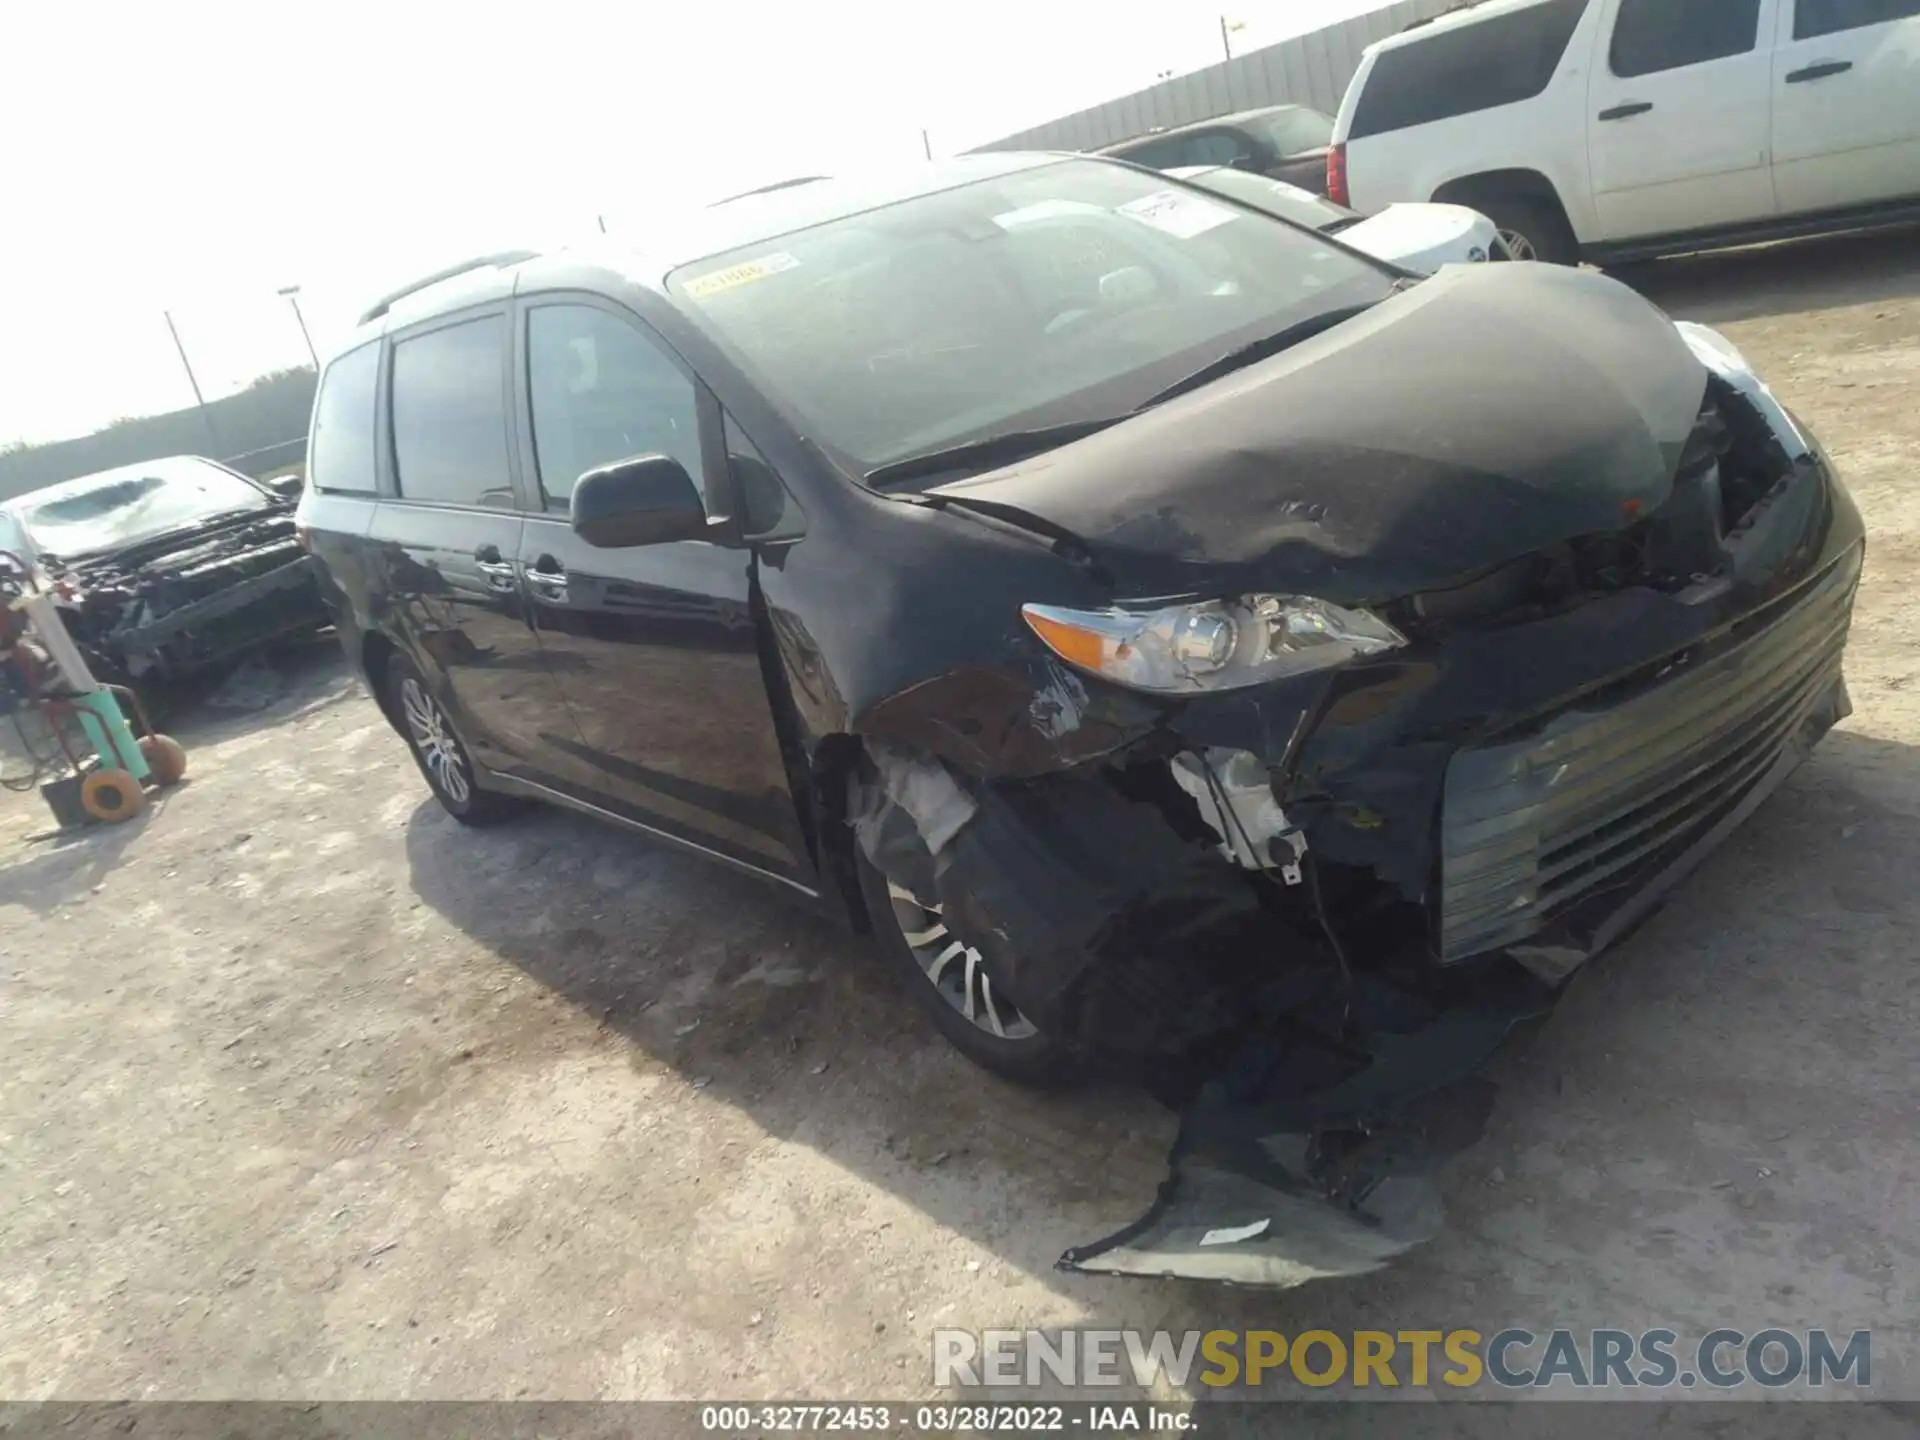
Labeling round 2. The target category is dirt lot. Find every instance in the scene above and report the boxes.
[3,230,1918,1415]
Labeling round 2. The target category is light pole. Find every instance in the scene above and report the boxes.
[277,284,319,370]
[1219,14,1246,61]
[162,310,219,451]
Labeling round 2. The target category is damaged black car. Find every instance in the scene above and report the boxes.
[299,154,1861,1287]
[0,455,325,686]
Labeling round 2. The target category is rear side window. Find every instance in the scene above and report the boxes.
[1796,0,1920,37]
[307,342,379,494]
[389,316,516,509]
[1348,0,1589,139]
[1611,0,1762,76]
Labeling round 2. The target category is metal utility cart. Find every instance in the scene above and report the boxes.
[0,550,186,825]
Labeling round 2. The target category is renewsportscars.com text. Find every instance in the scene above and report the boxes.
[933,1327,1872,1392]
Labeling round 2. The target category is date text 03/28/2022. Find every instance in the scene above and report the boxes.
[699,1405,1191,1432]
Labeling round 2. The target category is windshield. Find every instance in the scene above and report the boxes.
[14,458,271,558]
[1256,107,1335,156]
[1174,167,1358,231]
[669,158,1395,477]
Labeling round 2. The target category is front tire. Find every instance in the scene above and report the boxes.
[383,654,525,826]
[855,848,1083,1087]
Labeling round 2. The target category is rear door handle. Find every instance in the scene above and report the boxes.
[1786,61,1853,83]
[473,545,520,593]
[1598,102,1654,121]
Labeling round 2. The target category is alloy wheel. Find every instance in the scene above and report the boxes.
[1497,229,1538,262]
[400,676,472,806]
[886,880,1037,1040]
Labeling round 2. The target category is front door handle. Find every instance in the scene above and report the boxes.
[524,556,569,603]
[1598,102,1654,121]
[1786,60,1853,84]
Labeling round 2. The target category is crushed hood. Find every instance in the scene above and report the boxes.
[930,264,1709,603]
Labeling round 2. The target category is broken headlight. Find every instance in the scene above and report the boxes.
[1022,595,1404,694]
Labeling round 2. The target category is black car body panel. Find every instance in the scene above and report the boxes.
[925,264,1707,603]
[298,156,1861,1289]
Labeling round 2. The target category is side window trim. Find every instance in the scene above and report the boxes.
[1608,0,1766,78]
[380,303,530,514]
[511,290,742,537]
[1793,0,1920,38]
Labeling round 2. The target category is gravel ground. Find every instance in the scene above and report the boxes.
[2,230,1917,1417]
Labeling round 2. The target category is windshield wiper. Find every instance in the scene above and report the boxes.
[1134,302,1380,412]
[864,416,1127,488]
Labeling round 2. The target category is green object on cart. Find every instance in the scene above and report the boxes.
[71,690,151,783]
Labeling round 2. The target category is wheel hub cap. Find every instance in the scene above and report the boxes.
[401,677,471,806]
[1498,229,1538,261]
[887,881,1037,1040]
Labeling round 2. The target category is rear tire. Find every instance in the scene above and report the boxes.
[855,847,1084,1087]
[383,653,526,826]
[1475,194,1579,266]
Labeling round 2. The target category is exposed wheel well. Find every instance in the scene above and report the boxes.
[810,733,874,933]
[360,631,402,733]
[1432,169,1569,223]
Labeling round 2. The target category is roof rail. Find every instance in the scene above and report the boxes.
[709,175,830,207]
[357,250,541,324]
[1404,0,1497,29]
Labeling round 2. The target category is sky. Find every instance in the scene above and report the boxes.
[0,0,1385,448]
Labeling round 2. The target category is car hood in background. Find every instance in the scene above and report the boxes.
[1339,201,1500,274]
[929,263,1708,604]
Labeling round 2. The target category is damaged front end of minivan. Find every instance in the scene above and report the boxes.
[833,265,1863,1286]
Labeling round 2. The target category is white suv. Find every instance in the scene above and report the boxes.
[1329,0,1920,264]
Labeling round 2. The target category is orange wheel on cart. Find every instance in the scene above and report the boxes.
[80,769,147,823]
[140,734,188,786]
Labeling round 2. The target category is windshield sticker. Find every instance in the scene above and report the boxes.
[991,199,1107,230]
[1118,190,1239,240]
[683,252,800,299]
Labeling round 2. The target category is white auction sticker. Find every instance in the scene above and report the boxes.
[1198,1217,1271,1247]
[1118,189,1240,239]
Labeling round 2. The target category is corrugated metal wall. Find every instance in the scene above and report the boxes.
[972,0,1461,153]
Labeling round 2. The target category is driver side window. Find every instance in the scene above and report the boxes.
[525,304,705,509]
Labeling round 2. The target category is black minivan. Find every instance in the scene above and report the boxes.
[300,153,1859,1281]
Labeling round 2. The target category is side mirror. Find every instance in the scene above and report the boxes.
[570,454,709,548]
[268,472,305,499]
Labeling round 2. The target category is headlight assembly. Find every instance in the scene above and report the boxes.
[1022,595,1405,694]
[1675,320,1812,461]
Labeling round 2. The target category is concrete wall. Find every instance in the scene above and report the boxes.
[972,0,1460,153]
[0,371,316,502]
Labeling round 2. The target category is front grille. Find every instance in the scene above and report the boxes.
[1437,550,1859,961]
